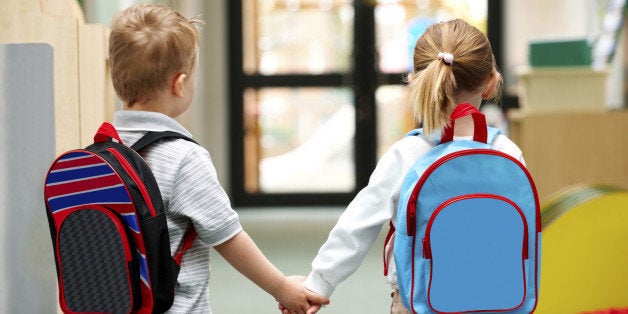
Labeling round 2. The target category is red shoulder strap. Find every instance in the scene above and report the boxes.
[173,226,198,266]
[440,103,488,144]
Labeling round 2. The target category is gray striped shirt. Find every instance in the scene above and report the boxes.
[114,110,242,314]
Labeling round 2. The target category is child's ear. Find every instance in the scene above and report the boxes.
[172,73,187,98]
[481,72,499,100]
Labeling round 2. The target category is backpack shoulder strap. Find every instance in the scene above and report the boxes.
[487,126,502,144]
[406,128,443,145]
[130,130,199,262]
[130,131,198,152]
[406,128,423,137]
[174,226,197,266]
[408,127,502,145]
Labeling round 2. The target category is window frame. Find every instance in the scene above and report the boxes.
[227,0,506,207]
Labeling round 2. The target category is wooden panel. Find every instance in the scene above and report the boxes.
[40,0,71,17]
[79,23,108,146]
[509,110,628,202]
[0,1,79,154]
[1,0,114,153]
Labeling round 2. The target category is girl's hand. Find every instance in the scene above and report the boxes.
[277,276,328,314]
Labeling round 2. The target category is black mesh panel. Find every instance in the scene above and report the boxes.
[59,209,133,313]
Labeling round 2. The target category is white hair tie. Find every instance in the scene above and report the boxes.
[438,52,454,65]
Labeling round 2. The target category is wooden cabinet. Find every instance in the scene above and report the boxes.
[508,110,628,202]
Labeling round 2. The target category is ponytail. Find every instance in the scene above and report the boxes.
[409,59,457,135]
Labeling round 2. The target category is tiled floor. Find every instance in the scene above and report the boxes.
[209,207,391,314]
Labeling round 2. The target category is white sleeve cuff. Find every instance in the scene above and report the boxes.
[303,272,335,298]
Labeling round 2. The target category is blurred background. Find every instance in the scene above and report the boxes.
[1,0,627,313]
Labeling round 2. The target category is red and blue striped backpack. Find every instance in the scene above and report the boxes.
[44,122,197,314]
[391,104,541,313]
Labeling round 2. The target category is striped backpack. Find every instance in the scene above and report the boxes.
[44,122,197,314]
[392,104,541,313]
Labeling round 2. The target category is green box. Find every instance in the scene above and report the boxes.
[529,39,592,67]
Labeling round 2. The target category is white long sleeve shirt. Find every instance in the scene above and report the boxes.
[303,132,525,298]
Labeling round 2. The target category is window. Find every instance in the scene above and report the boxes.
[228,0,502,206]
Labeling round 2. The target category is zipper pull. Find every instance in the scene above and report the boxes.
[407,195,417,236]
[408,211,416,236]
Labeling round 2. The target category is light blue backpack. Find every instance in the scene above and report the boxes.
[392,103,541,313]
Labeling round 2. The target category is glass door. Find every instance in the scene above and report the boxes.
[228,0,495,207]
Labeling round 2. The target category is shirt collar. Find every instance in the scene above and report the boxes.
[113,110,193,138]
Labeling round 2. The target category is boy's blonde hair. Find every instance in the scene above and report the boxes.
[109,4,202,105]
[409,19,502,135]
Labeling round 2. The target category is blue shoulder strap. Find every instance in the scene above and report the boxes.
[487,126,501,143]
[406,128,423,137]
[406,126,501,144]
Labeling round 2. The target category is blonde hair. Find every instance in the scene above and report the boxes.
[109,4,202,105]
[409,19,502,135]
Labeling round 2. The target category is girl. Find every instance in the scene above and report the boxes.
[291,19,525,314]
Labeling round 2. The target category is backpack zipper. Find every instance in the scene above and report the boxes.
[406,149,540,236]
[423,194,529,260]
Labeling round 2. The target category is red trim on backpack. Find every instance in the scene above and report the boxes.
[383,221,395,276]
[410,235,418,314]
[106,148,156,314]
[423,194,529,313]
[423,194,529,261]
[406,149,540,236]
[107,148,157,217]
[54,205,136,314]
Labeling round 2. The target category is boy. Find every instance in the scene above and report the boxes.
[108,4,328,313]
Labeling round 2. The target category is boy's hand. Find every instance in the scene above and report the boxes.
[276,276,329,314]
[279,302,322,314]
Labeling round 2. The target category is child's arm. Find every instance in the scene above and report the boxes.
[214,231,329,313]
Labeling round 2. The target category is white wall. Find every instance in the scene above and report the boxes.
[504,0,594,92]
[504,0,624,108]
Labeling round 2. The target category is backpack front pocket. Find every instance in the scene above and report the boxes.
[424,194,528,313]
[57,205,138,313]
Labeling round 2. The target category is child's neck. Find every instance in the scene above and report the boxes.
[452,91,483,138]
[124,93,178,118]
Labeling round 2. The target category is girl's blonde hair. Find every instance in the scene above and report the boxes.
[109,4,202,105]
[409,19,502,135]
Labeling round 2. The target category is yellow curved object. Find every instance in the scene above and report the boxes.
[536,184,628,314]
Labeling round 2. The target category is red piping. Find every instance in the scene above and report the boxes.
[56,205,134,313]
[424,195,528,313]
[423,194,529,260]
[107,148,157,217]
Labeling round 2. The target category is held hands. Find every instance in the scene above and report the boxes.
[276,276,329,314]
